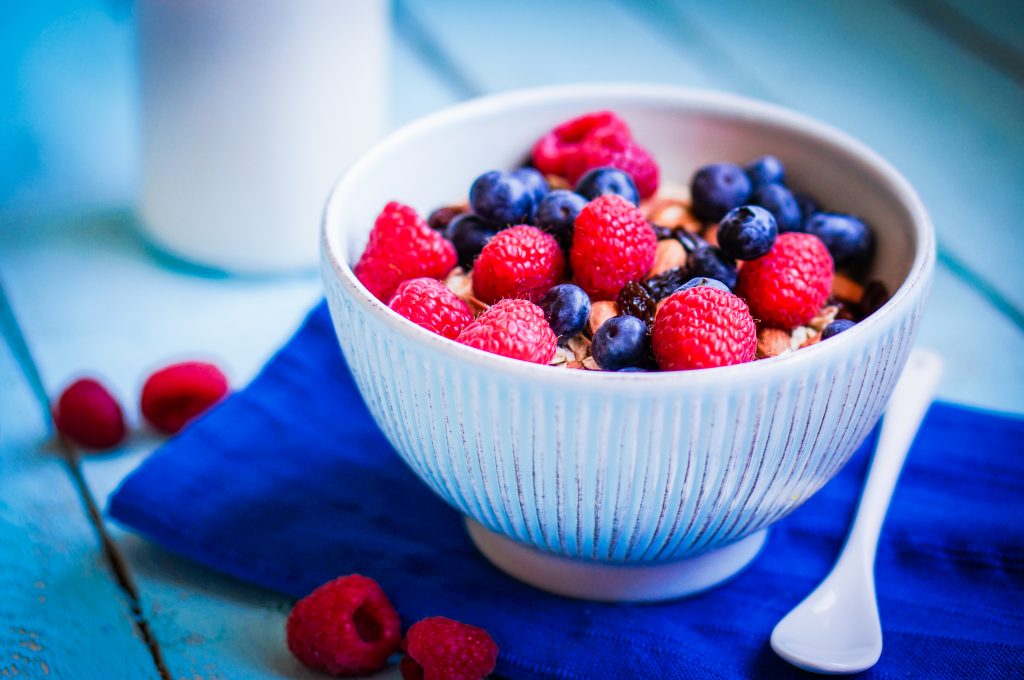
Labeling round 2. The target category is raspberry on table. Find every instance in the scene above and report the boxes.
[570,194,657,300]
[564,128,660,199]
[286,574,401,677]
[457,298,557,364]
[140,361,229,435]
[471,225,565,304]
[389,278,475,340]
[736,232,834,329]
[531,110,630,177]
[652,286,757,370]
[354,202,457,302]
[400,616,498,680]
[53,377,126,450]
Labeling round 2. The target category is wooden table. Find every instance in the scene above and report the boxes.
[2,2,1021,677]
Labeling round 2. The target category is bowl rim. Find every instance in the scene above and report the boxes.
[321,83,935,389]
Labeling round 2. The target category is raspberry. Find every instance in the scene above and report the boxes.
[400,617,498,680]
[456,298,557,364]
[53,378,126,450]
[286,574,401,677]
[652,286,757,370]
[471,225,565,304]
[140,361,228,435]
[564,128,660,199]
[570,194,657,300]
[354,202,457,302]
[736,232,834,328]
[389,278,474,340]
[531,110,630,177]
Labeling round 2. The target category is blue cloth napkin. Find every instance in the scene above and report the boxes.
[109,302,1024,679]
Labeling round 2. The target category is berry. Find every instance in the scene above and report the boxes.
[286,574,401,677]
[535,190,587,249]
[690,163,752,222]
[751,184,803,233]
[679,276,731,293]
[54,378,126,450]
[565,129,659,199]
[457,298,557,364]
[804,213,873,268]
[512,167,549,208]
[821,318,856,340]
[574,166,639,205]
[736,232,834,328]
[718,205,778,260]
[745,155,785,189]
[354,202,457,301]
[652,287,757,370]
[472,225,565,303]
[540,284,591,341]
[643,267,689,301]
[427,205,466,232]
[444,213,498,270]
[140,361,229,435]
[591,315,650,370]
[469,170,535,226]
[616,280,657,326]
[531,110,630,177]
[400,617,498,680]
[389,278,474,340]
[570,194,657,300]
[676,230,707,253]
[687,246,738,289]
[794,193,820,230]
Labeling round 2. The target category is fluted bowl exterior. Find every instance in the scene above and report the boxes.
[321,85,933,563]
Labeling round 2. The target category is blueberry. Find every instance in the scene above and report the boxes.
[469,170,535,226]
[444,213,498,269]
[745,155,785,189]
[687,246,738,289]
[678,276,731,293]
[590,315,649,370]
[794,192,820,229]
[539,284,591,342]
[617,367,651,372]
[675,230,707,253]
[718,205,778,260]
[751,184,802,233]
[804,213,873,268]
[691,163,752,221]
[574,166,640,206]
[512,167,550,209]
[535,190,587,249]
[821,318,856,340]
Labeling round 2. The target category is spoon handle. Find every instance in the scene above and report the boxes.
[842,349,944,566]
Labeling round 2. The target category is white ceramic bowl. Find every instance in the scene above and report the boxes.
[321,84,934,601]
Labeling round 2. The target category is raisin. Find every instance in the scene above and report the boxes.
[643,267,689,301]
[426,205,467,231]
[617,280,658,326]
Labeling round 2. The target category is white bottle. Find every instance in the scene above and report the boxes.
[136,0,388,273]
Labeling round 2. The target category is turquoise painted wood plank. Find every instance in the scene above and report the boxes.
[926,0,1024,68]
[637,0,1024,315]
[0,337,158,679]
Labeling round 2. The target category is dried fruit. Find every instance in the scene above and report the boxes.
[643,267,689,301]
[616,280,657,326]
[427,204,468,231]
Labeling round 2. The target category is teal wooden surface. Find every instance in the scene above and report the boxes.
[1,1,1023,677]
[0,337,157,679]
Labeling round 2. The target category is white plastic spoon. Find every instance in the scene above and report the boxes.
[771,348,943,674]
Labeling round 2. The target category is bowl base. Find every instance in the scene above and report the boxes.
[466,519,767,602]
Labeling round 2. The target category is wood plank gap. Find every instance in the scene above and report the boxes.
[895,0,1024,86]
[393,0,484,100]
[616,0,1024,328]
[0,277,173,680]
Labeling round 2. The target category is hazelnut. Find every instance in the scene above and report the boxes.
[646,239,687,279]
[756,327,791,359]
[832,274,864,304]
[587,300,619,336]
